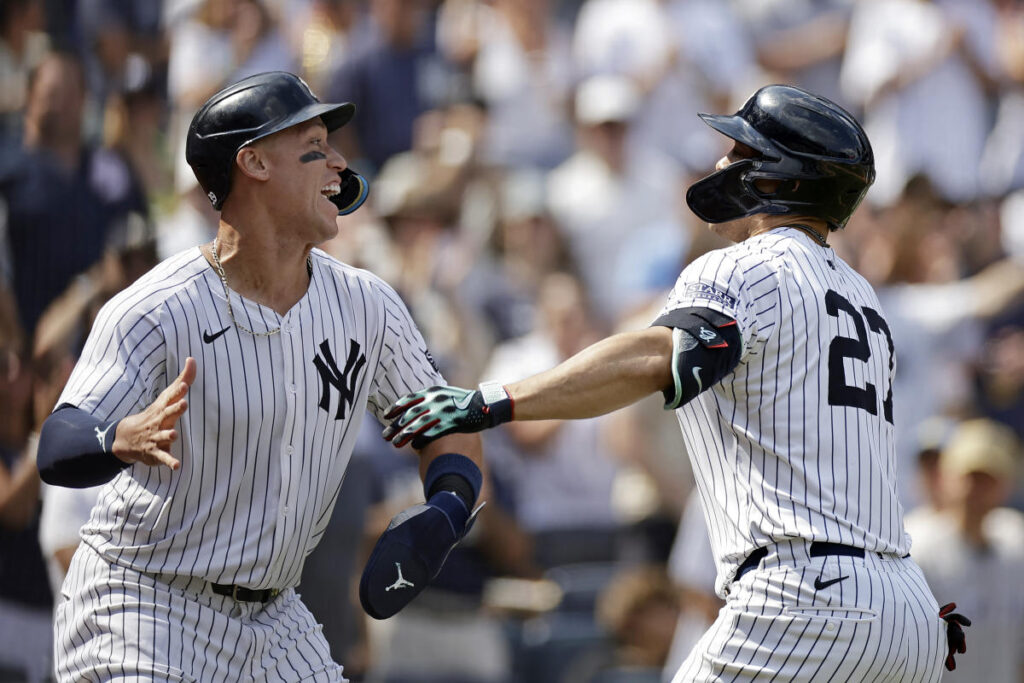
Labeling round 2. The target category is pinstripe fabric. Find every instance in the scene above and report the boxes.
[55,543,343,682]
[53,247,442,680]
[656,229,909,597]
[670,543,946,682]
[656,228,944,679]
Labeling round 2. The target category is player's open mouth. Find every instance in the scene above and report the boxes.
[321,182,341,198]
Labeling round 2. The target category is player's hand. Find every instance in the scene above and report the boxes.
[359,493,482,619]
[382,385,510,449]
[112,358,196,470]
[939,602,971,671]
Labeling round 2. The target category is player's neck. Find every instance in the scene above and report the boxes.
[750,217,830,246]
[205,224,312,315]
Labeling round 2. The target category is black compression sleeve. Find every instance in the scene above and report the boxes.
[652,307,743,408]
[37,404,130,488]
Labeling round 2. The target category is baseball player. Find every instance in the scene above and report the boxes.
[383,85,970,682]
[36,71,482,682]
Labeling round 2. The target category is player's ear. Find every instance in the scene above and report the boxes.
[235,146,271,182]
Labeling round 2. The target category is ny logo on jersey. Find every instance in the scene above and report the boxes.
[312,339,367,420]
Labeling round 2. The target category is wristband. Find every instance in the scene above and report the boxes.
[478,381,514,424]
[423,453,482,509]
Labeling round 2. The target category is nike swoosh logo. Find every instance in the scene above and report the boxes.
[203,327,230,343]
[813,575,849,591]
[453,392,475,411]
[692,366,703,393]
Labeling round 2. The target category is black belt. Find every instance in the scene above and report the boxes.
[210,582,281,603]
[735,542,865,582]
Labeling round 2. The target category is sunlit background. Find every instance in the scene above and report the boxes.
[1,1,1023,681]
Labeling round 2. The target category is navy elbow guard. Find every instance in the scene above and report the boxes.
[359,453,483,619]
[652,307,743,409]
[38,405,130,488]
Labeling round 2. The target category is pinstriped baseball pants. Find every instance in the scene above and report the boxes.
[672,541,947,683]
[54,543,346,683]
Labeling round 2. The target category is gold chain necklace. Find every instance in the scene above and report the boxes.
[210,238,287,337]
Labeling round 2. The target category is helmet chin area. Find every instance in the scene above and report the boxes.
[686,161,779,224]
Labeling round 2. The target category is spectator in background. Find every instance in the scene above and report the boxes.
[155,177,220,260]
[734,0,853,109]
[905,419,1024,683]
[458,167,576,345]
[902,417,957,532]
[328,0,455,175]
[0,348,52,683]
[0,0,49,149]
[101,61,172,202]
[482,272,624,569]
[841,0,999,206]
[371,146,483,382]
[662,492,720,680]
[664,0,757,111]
[285,0,359,95]
[75,0,168,108]
[168,0,295,111]
[167,0,296,191]
[547,75,685,324]
[572,0,722,170]
[0,51,147,338]
[564,565,680,683]
[438,0,575,169]
[974,303,1024,443]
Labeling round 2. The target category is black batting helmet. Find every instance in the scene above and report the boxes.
[686,84,874,231]
[186,71,358,211]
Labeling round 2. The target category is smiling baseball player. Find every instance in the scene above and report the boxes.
[382,85,970,682]
[36,71,482,682]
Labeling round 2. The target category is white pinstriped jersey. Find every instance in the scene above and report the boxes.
[58,247,442,590]
[657,228,909,597]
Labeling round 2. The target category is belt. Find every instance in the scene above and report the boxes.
[209,583,281,603]
[735,542,865,582]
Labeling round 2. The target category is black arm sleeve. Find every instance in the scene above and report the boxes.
[37,404,130,488]
[651,307,743,409]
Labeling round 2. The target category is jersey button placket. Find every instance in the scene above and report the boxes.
[272,322,301,583]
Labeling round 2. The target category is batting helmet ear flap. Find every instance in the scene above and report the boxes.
[332,168,369,215]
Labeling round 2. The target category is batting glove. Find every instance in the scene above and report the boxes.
[382,383,513,450]
[939,602,971,671]
[359,491,482,619]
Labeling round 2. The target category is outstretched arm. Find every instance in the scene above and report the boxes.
[505,326,674,420]
[380,327,674,449]
[38,358,196,488]
[383,307,743,449]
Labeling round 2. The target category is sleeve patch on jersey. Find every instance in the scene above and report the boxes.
[684,283,738,310]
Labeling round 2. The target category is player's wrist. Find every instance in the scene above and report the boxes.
[423,452,482,511]
[478,381,514,425]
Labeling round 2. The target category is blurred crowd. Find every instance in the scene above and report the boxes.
[1,0,1024,681]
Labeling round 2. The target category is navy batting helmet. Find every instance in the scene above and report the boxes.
[686,84,874,231]
[186,71,367,214]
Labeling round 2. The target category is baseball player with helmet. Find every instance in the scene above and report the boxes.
[36,71,482,682]
[383,84,971,682]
